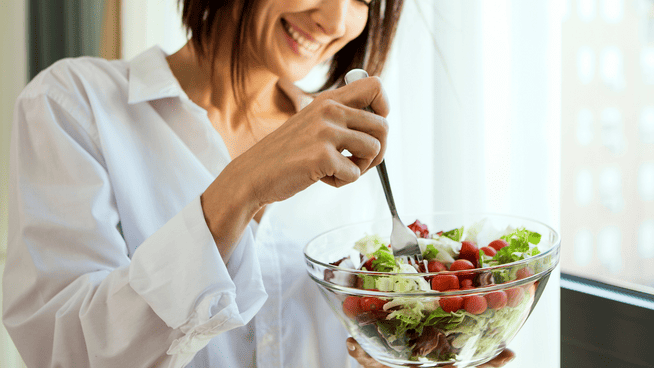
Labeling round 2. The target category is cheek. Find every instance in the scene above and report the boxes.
[349,12,368,38]
[339,13,368,48]
[318,14,368,63]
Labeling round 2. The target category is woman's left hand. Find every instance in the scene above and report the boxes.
[346,337,516,368]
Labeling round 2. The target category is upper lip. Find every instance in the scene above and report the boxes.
[283,18,323,44]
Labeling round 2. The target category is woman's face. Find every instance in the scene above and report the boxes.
[245,0,371,81]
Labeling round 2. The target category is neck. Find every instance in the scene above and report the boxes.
[166,20,287,131]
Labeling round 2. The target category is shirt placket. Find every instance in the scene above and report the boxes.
[254,221,283,368]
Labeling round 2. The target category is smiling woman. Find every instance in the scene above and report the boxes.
[2,0,411,367]
[3,0,559,367]
[178,0,402,102]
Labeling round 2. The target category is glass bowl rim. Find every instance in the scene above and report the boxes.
[304,211,561,294]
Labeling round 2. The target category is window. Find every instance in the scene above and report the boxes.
[561,0,654,298]
[561,1,654,366]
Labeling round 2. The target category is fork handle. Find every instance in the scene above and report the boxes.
[359,105,399,218]
[346,71,400,220]
[376,161,399,218]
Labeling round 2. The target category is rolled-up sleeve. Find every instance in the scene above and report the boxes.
[130,196,267,358]
[2,72,267,368]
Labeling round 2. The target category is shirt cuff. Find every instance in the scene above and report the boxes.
[128,196,267,351]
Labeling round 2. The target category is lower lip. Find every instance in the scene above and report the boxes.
[281,20,316,58]
[282,25,301,56]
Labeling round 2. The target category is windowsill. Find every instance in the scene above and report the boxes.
[560,273,654,368]
[562,271,654,300]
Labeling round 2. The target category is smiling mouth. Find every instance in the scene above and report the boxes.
[281,18,321,56]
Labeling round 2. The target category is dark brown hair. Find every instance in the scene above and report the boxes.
[178,0,404,100]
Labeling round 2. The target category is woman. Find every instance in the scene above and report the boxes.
[3,0,513,366]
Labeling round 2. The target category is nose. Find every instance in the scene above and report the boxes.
[313,0,349,38]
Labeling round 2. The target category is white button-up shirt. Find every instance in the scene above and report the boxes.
[3,46,387,367]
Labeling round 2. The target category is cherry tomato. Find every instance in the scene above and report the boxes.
[343,296,362,318]
[431,274,460,291]
[427,260,447,273]
[516,267,534,280]
[464,295,487,315]
[450,259,475,284]
[480,246,496,257]
[449,259,475,271]
[505,287,524,308]
[362,257,376,271]
[360,297,386,312]
[484,290,508,310]
[459,241,479,267]
[488,239,509,251]
[460,278,474,289]
[440,296,464,313]
[408,220,430,238]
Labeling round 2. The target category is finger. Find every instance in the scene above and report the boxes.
[311,94,388,169]
[339,106,388,168]
[326,76,390,117]
[319,150,361,188]
[346,337,391,368]
[315,96,388,144]
[340,105,389,140]
[336,128,381,174]
[478,349,516,367]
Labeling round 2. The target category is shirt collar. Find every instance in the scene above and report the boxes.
[128,46,186,104]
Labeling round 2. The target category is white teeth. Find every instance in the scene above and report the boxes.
[283,20,321,54]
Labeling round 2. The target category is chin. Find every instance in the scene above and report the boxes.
[275,62,316,83]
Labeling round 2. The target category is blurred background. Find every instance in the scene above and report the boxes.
[1,0,653,367]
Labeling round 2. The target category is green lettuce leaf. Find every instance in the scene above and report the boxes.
[487,227,542,265]
[386,302,426,337]
[422,244,440,260]
[441,226,464,241]
[501,227,541,247]
[371,245,396,272]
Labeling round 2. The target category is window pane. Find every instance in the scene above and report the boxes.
[561,0,654,293]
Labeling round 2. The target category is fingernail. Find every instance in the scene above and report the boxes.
[347,341,356,351]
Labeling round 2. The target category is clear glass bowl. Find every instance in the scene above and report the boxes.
[304,213,560,368]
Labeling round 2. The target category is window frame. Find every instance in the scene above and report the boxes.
[560,273,654,368]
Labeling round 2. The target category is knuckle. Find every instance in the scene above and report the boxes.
[320,99,343,119]
[371,139,382,156]
[370,76,383,90]
[315,122,336,141]
[379,117,390,135]
[360,138,380,159]
[314,145,334,167]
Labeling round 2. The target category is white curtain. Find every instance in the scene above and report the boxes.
[123,0,563,366]
[121,0,187,59]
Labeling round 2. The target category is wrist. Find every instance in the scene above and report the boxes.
[201,164,262,262]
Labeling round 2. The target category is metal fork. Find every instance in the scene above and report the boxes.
[344,69,423,266]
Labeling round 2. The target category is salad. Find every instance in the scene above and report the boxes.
[328,219,543,363]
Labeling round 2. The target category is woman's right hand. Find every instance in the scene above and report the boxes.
[201,76,390,260]
[237,76,390,205]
